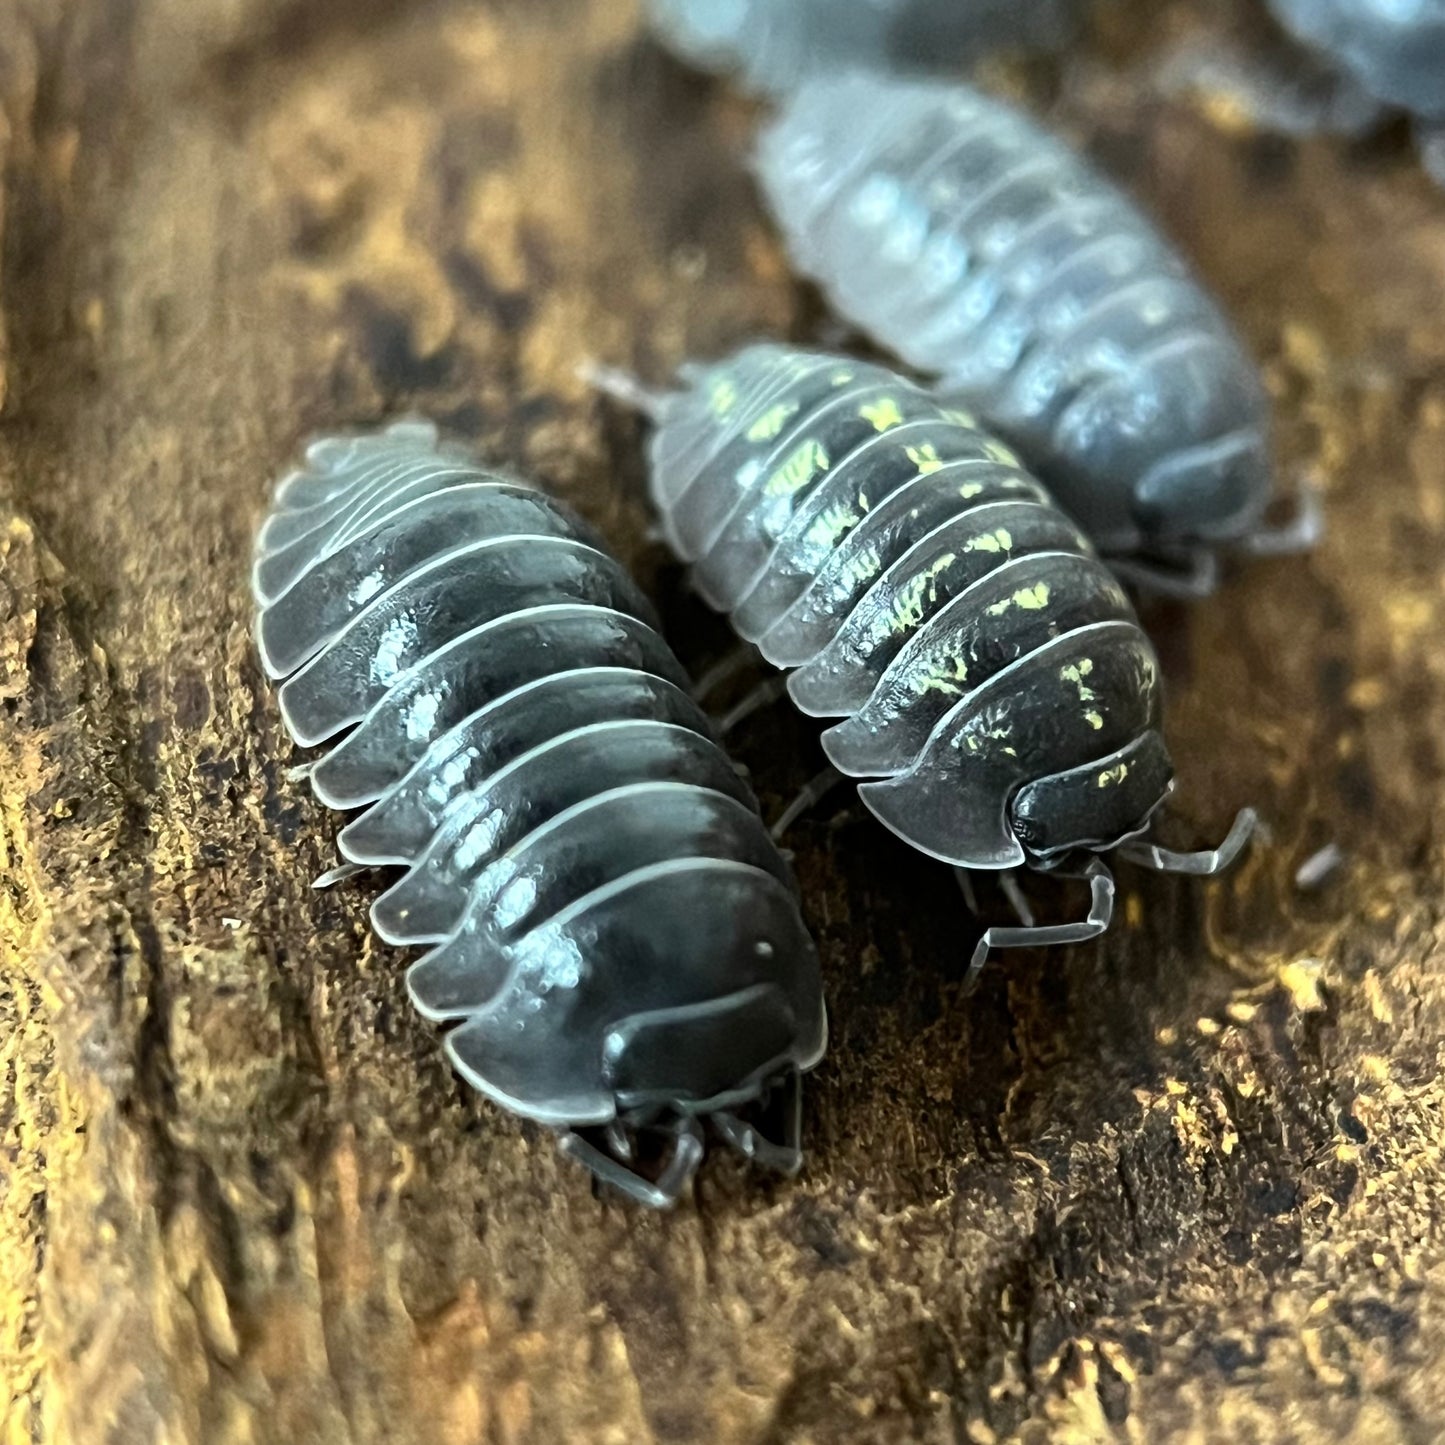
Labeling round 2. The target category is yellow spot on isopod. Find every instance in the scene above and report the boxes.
[860,397,905,432]
[806,502,861,549]
[888,552,956,632]
[986,581,1051,616]
[1085,711,1105,730]
[1060,658,1096,699]
[830,368,856,385]
[906,443,945,475]
[916,675,962,698]
[765,437,830,497]
[746,400,798,442]
[959,482,983,499]
[1098,763,1129,787]
[944,407,979,427]
[837,547,883,592]
[965,527,1013,554]
[914,655,969,698]
[709,378,738,416]
[985,440,1020,465]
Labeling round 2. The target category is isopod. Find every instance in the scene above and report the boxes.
[1266,0,1445,125]
[753,73,1321,589]
[253,419,826,1207]
[644,0,1079,97]
[592,345,1256,977]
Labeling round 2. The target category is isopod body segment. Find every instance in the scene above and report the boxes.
[252,419,826,1207]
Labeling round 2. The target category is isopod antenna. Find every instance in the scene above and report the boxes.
[958,806,1257,991]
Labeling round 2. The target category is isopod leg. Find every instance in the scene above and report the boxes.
[963,858,1116,993]
[1105,547,1220,600]
[955,868,980,916]
[690,642,761,703]
[312,861,368,890]
[1294,841,1344,892]
[604,1120,635,1163]
[1116,806,1257,877]
[955,868,1037,927]
[558,1113,705,1210]
[652,1115,706,1203]
[713,1067,803,1177]
[998,870,1037,929]
[1234,474,1325,557]
[717,675,791,735]
[577,359,672,422]
[771,765,845,841]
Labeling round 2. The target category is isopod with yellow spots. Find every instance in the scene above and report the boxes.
[594,344,1256,983]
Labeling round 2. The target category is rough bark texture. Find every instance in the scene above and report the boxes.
[2,1,1444,1440]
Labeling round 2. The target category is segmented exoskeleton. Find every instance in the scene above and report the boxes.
[252,419,826,1207]
[753,74,1321,592]
[593,346,1254,977]
[645,0,1079,97]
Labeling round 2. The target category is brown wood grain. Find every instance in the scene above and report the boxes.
[2,1,1444,1440]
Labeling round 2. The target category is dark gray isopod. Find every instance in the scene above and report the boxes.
[253,419,826,1207]
[598,344,1255,979]
[1267,0,1445,124]
[753,74,1321,587]
[1267,0,1445,183]
[644,0,1079,97]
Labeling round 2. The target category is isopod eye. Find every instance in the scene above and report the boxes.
[1011,732,1175,859]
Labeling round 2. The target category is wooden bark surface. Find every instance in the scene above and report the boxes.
[2,1,1445,1440]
